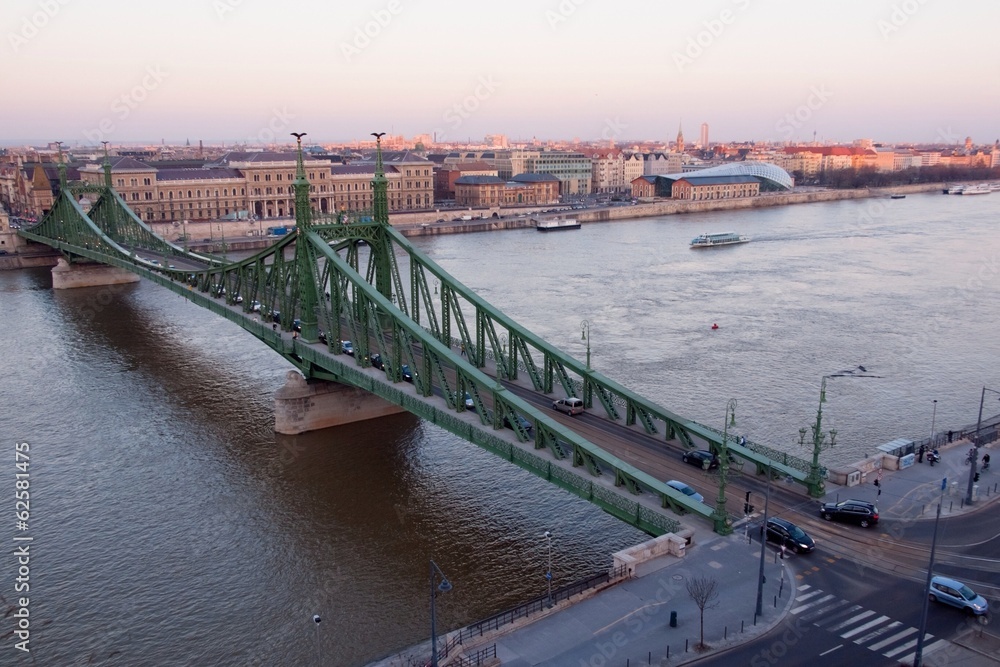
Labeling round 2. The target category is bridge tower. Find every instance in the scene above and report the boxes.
[274,130,406,434]
[291,132,320,343]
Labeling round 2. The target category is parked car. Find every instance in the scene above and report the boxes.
[552,397,585,415]
[819,499,879,528]
[340,340,354,356]
[761,517,815,554]
[665,480,703,504]
[503,413,533,434]
[681,450,719,470]
[929,576,989,616]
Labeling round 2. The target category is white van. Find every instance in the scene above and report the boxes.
[552,397,585,415]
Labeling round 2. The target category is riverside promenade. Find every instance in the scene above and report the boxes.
[369,435,1000,667]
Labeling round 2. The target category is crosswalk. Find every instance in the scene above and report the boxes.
[792,584,951,664]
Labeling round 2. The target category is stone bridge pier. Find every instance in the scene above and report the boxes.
[274,371,406,434]
[51,257,140,290]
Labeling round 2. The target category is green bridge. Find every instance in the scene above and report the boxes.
[18,135,824,536]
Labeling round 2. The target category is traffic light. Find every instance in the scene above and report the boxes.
[743,491,754,515]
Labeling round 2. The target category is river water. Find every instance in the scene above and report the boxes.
[1,191,998,665]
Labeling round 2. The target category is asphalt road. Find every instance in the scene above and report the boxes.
[702,548,991,666]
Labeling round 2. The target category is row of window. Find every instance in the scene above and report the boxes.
[251,172,327,182]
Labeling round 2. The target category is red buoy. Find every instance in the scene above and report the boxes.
[711,323,719,330]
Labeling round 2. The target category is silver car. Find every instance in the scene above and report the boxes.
[929,576,989,616]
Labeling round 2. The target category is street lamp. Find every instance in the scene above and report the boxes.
[755,460,773,619]
[929,399,938,448]
[580,320,591,370]
[914,477,948,667]
[799,376,838,499]
[311,614,322,665]
[713,399,737,535]
[966,386,1000,504]
[543,531,553,607]
[429,560,452,667]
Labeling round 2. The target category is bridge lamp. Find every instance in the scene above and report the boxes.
[580,320,591,370]
[429,560,452,667]
[967,387,1000,504]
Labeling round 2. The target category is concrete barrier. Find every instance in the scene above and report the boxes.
[612,529,694,576]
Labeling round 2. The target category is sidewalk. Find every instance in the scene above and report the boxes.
[448,525,795,666]
[821,439,1000,522]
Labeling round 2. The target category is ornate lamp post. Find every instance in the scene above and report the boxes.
[966,387,1000,504]
[429,560,452,667]
[713,399,737,535]
[800,376,837,499]
[580,320,591,370]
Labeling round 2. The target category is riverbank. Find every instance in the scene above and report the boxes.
[392,182,948,237]
[0,181,960,268]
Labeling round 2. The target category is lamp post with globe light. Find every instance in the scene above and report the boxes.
[429,560,452,667]
[544,531,553,607]
[713,399,737,535]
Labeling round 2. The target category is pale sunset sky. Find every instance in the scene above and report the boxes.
[2,0,998,146]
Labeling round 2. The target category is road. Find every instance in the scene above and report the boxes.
[712,558,993,666]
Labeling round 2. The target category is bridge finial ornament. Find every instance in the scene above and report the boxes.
[101,141,112,189]
[371,132,389,225]
[290,132,312,229]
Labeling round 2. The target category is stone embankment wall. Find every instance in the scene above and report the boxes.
[576,182,945,224]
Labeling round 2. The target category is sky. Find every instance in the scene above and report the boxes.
[3,0,999,147]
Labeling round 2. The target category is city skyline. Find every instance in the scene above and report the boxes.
[4,0,999,146]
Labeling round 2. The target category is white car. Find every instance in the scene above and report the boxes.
[666,480,704,504]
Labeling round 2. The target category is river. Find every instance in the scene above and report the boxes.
[0,191,997,665]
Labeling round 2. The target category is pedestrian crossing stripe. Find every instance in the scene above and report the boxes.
[791,586,950,661]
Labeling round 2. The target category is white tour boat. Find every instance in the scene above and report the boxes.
[690,232,750,248]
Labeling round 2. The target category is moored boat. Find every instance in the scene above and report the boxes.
[535,218,581,232]
[690,232,750,248]
[890,194,906,199]
[960,184,991,195]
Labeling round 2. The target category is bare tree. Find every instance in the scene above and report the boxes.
[686,576,720,650]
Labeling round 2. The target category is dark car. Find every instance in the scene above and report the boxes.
[400,364,413,382]
[819,499,879,528]
[369,353,384,370]
[682,450,719,470]
[761,517,815,554]
[503,414,533,434]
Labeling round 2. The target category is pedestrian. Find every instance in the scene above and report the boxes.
[292,330,298,340]
[460,342,466,357]
[917,444,925,463]
[984,453,991,470]
[272,323,277,331]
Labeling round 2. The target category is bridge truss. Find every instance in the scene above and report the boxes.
[18,139,821,536]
